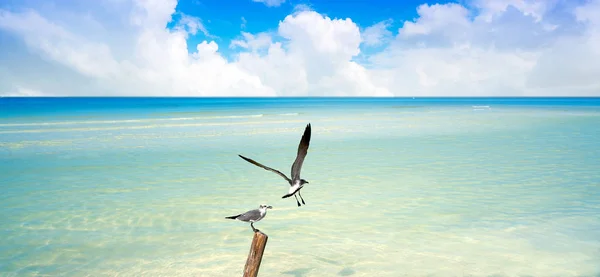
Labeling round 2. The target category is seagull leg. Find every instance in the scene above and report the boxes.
[294,194,301,207]
[298,191,306,205]
[251,222,259,232]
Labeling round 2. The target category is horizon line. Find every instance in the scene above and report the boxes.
[2,96,600,99]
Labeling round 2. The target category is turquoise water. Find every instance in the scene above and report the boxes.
[1,98,600,277]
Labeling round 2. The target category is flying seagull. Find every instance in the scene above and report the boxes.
[239,123,312,207]
[225,204,273,232]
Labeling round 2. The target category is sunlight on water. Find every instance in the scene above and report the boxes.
[1,100,600,277]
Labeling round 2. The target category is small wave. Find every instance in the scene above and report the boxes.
[472,105,491,111]
[0,119,305,134]
[0,114,265,127]
[278,113,298,116]
[0,119,150,127]
[217,114,263,119]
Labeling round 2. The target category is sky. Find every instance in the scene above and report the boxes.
[0,0,599,97]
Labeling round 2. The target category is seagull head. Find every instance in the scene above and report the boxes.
[259,204,273,210]
[300,179,309,185]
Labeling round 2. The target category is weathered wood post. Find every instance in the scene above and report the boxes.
[242,231,268,277]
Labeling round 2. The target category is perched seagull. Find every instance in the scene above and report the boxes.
[225,204,273,232]
[239,123,312,207]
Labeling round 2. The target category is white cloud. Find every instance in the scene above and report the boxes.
[525,0,600,95]
[368,0,600,96]
[235,10,390,96]
[0,0,275,96]
[0,0,599,97]
[400,3,470,37]
[472,0,553,22]
[0,9,121,79]
[173,13,210,37]
[251,0,285,7]
[362,19,393,46]
[230,32,273,52]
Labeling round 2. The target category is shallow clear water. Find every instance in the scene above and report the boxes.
[1,98,600,277]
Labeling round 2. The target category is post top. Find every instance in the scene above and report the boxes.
[254,231,268,237]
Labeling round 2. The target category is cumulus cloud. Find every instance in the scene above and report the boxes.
[234,10,390,96]
[369,0,600,96]
[0,0,274,96]
[0,0,599,96]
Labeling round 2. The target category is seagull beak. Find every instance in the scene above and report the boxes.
[267,206,273,209]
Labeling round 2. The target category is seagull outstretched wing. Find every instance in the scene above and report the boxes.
[291,123,311,181]
[238,154,292,183]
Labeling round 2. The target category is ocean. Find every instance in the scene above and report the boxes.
[1,97,599,277]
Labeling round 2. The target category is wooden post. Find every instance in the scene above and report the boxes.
[242,231,268,277]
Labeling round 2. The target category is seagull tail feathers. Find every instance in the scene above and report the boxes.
[225,214,240,220]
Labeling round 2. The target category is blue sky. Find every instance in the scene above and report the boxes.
[0,0,599,97]
[171,0,457,57]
